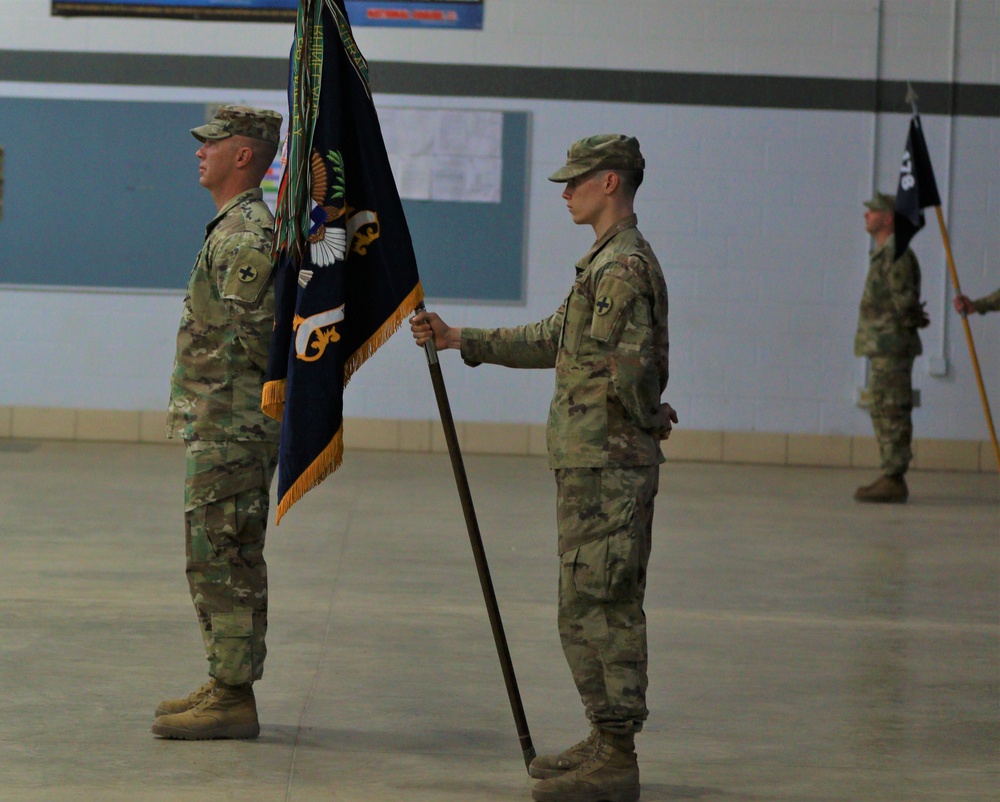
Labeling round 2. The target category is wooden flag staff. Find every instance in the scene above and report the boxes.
[933,208,1000,473]
[416,303,537,771]
[902,86,1000,474]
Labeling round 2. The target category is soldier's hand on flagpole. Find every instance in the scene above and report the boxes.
[410,311,461,351]
[953,294,975,316]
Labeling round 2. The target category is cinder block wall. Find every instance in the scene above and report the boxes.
[1,1,997,447]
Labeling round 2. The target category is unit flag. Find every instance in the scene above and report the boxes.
[263,0,423,523]
[893,114,941,259]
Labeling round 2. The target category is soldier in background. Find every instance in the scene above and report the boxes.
[854,191,929,504]
[412,135,676,802]
[152,105,282,740]
[953,288,1000,316]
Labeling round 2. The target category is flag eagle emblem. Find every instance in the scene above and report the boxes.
[300,149,348,287]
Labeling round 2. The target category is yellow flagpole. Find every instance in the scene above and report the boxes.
[935,206,1000,474]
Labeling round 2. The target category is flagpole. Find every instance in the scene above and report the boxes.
[934,208,1000,473]
[899,85,999,475]
[416,305,536,771]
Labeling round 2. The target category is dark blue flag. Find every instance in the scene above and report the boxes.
[893,115,941,259]
[263,0,423,523]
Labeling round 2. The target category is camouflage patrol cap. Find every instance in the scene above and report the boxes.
[191,105,282,145]
[548,134,645,182]
[863,191,896,211]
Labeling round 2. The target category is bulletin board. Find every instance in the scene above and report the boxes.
[0,97,528,302]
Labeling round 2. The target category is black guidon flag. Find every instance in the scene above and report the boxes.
[893,114,942,260]
[263,0,423,523]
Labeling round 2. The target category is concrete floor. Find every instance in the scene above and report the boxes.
[0,440,997,802]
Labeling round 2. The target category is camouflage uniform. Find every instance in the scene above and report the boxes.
[970,287,1000,314]
[461,214,670,735]
[854,234,923,477]
[167,184,280,686]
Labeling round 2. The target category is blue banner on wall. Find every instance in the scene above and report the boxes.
[52,0,483,27]
[345,1,481,27]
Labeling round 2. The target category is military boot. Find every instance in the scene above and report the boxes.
[531,730,639,802]
[154,678,217,717]
[150,682,259,740]
[529,728,599,779]
[854,474,908,503]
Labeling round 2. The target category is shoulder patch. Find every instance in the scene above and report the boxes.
[222,248,275,306]
[590,273,639,343]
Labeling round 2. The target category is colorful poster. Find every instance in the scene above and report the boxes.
[51,0,484,28]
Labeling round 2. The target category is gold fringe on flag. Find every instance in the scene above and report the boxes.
[275,421,344,525]
[344,281,424,386]
[271,281,424,524]
[261,378,287,422]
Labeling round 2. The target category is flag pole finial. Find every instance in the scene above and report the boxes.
[905,82,919,116]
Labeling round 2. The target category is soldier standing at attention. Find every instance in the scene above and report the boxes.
[854,191,929,504]
[953,287,1000,316]
[152,105,282,739]
[411,135,676,802]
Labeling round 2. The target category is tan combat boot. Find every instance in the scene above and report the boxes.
[151,682,259,740]
[154,678,217,717]
[531,730,639,802]
[854,474,908,503]
[529,727,599,779]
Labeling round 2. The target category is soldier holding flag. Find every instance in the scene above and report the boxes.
[856,96,1000,490]
[412,134,676,802]
[954,288,1000,316]
[893,97,1000,472]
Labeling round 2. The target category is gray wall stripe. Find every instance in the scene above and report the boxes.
[1,51,996,117]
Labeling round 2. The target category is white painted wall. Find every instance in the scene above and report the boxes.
[2,0,998,82]
[1,0,997,440]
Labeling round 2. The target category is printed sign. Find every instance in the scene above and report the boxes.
[51,0,484,28]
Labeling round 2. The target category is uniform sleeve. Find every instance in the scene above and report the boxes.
[591,257,670,434]
[887,250,923,327]
[213,229,277,373]
[973,287,1000,314]
[460,308,562,369]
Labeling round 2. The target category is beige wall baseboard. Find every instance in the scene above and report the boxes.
[1,406,995,473]
[1,406,172,444]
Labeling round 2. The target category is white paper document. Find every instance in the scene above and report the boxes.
[380,108,503,203]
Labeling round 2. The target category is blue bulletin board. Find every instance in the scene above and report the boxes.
[0,97,528,302]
